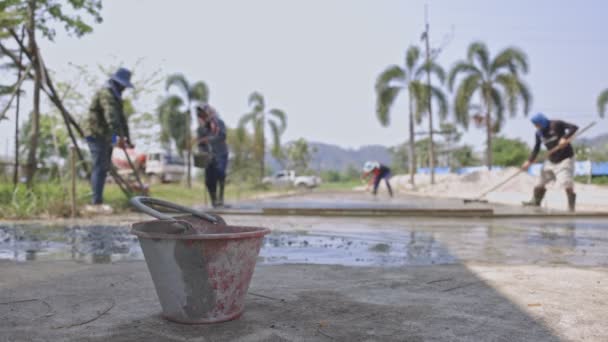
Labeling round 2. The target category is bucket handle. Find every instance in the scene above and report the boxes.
[129,196,222,225]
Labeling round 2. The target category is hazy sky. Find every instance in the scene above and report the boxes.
[1,0,606,157]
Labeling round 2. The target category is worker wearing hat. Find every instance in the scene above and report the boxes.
[194,103,229,208]
[83,67,134,213]
[361,161,393,197]
[522,113,578,211]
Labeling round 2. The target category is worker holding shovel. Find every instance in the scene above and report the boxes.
[522,113,578,211]
[83,68,134,214]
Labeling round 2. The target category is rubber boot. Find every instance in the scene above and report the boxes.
[567,191,576,212]
[522,187,546,207]
[209,191,218,208]
[217,180,225,208]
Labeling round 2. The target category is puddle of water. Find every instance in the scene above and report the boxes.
[1,219,607,266]
[0,224,142,263]
[259,230,455,266]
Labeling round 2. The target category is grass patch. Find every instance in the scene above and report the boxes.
[318,180,362,191]
[574,176,608,185]
[0,179,282,219]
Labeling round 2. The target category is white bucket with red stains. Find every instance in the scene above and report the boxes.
[130,197,270,324]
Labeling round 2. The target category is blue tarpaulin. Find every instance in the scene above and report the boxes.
[592,162,608,176]
[417,167,451,175]
[417,161,608,176]
[456,166,504,175]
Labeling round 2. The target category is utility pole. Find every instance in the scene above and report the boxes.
[422,4,435,184]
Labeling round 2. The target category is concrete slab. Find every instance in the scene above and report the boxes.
[1,208,607,341]
[1,260,607,341]
[211,191,608,218]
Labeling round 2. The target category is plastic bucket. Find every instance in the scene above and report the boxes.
[130,197,270,324]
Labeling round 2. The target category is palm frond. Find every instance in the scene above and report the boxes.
[430,85,449,120]
[410,80,428,124]
[375,65,406,91]
[165,73,190,98]
[517,80,532,116]
[495,73,524,116]
[268,120,282,158]
[491,47,529,75]
[157,95,187,154]
[405,45,421,71]
[238,111,259,128]
[376,86,402,127]
[453,74,482,129]
[268,108,287,133]
[415,61,446,84]
[248,91,265,112]
[597,89,608,118]
[490,86,505,128]
[467,41,490,72]
[375,65,406,127]
[447,61,481,91]
[190,81,209,103]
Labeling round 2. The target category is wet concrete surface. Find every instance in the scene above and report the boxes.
[2,216,607,267]
[1,213,608,341]
[227,191,568,215]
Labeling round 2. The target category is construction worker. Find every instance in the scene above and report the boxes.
[361,161,393,197]
[195,103,228,208]
[83,68,134,214]
[522,113,578,211]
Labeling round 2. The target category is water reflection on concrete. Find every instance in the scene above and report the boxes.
[0,224,142,264]
[0,218,607,266]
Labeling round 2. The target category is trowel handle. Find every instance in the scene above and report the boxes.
[129,196,222,224]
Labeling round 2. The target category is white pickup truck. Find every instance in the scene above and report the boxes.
[145,151,186,184]
[262,170,322,189]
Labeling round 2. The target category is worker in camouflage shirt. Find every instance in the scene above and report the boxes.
[84,68,134,213]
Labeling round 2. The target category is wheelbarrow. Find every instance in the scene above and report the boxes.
[130,196,270,324]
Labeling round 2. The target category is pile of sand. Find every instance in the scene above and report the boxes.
[353,169,608,211]
[392,168,539,199]
[389,168,608,211]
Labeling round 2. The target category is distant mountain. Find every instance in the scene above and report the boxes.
[577,133,608,149]
[267,142,392,172]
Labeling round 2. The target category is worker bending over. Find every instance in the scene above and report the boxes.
[362,161,393,197]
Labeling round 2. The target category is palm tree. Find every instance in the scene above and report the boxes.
[448,41,531,169]
[375,45,447,185]
[238,91,287,180]
[598,88,608,118]
[157,74,209,188]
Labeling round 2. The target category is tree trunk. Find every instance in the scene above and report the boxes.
[25,0,41,188]
[407,88,416,186]
[13,29,24,187]
[260,116,265,181]
[484,90,493,170]
[186,134,192,188]
[424,27,435,185]
[427,95,435,184]
[185,106,192,188]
